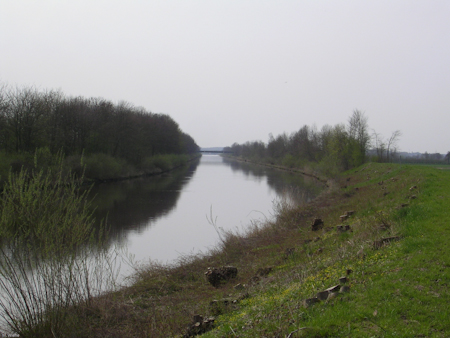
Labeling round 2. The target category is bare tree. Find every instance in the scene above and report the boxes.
[386,130,401,163]
[348,110,370,151]
[372,130,386,162]
[348,110,370,165]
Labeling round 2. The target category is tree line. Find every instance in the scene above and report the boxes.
[226,110,401,176]
[0,83,199,177]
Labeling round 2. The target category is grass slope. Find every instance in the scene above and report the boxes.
[70,162,450,337]
[200,163,450,338]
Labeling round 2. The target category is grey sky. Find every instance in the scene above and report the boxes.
[1,0,449,153]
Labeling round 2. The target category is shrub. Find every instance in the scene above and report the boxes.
[0,164,116,337]
[83,153,128,180]
[141,154,188,174]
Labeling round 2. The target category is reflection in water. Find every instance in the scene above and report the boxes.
[221,157,322,206]
[89,160,200,245]
[90,155,324,267]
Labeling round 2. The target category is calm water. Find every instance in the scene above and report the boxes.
[90,155,323,272]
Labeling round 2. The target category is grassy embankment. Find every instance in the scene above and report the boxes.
[71,162,450,337]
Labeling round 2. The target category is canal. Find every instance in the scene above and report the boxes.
[90,155,324,276]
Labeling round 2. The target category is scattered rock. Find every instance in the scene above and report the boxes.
[209,293,249,315]
[337,225,352,232]
[410,185,417,191]
[284,247,295,258]
[325,285,341,293]
[303,297,320,308]
[233,283,245,291]
[205,266,238,287]
[378,181,384,185]
[311,218,324,231]
[249,275,260,284]
[327,292,338,301]
[340,285,351,293]
[306,276,353,308]
[340,214,349,222]
[397,203,409,209]
[184,315,215,337]
[339,276,348,284]
[209,298,234,315]
[256,267,273,277]
[378,224,390,231]
[317,291,329,301]
[249,267,273,285]
[305,273,354,309]
[410,195,417,200]
[373,236,402,249]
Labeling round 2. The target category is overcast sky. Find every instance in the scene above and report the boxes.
[1,1,449,153]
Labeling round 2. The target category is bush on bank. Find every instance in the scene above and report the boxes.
[0,150,197,184]
[0,161,116,337]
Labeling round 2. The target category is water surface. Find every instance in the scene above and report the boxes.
[90,155,323,270]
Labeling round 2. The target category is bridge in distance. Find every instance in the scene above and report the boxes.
[199,149,233,154]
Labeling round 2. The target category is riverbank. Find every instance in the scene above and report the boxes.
[85,153,202,184]
[222,154,330,187]
[20,162,450,337]
[0,151,201,188]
